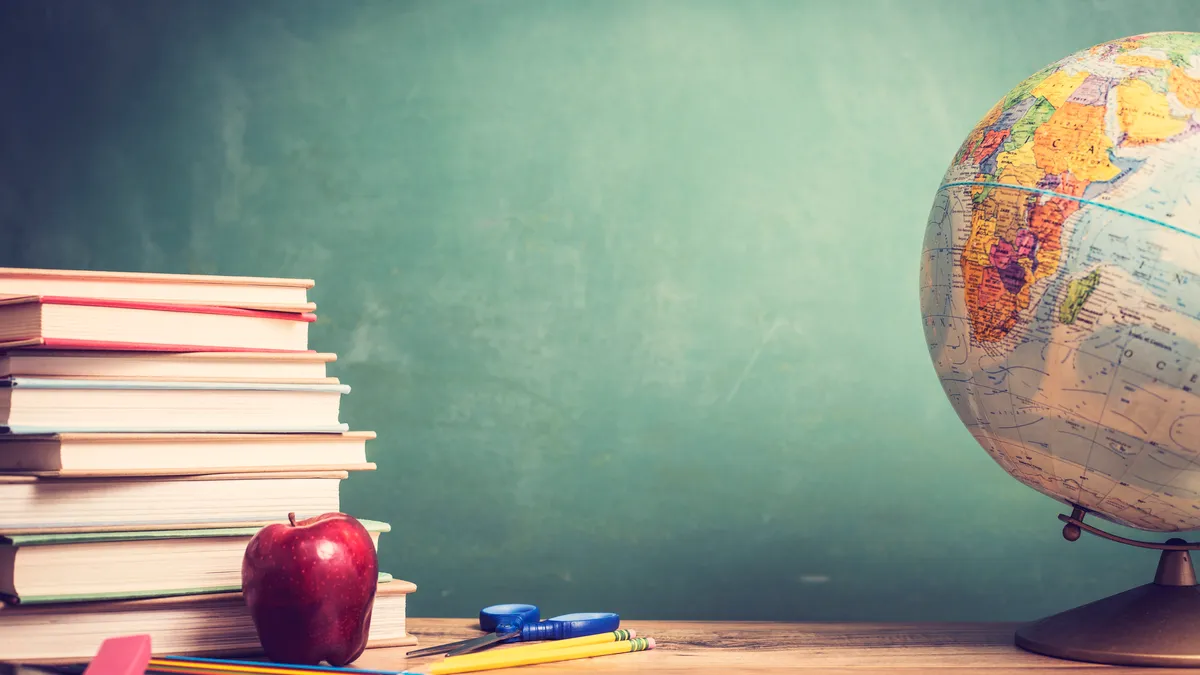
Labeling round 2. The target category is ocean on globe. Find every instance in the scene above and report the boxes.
[921,32,1200,533]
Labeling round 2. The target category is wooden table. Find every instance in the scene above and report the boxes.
[355,619,1196,674]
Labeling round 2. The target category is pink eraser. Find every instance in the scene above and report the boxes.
[83,634,152,675]
[646,638,657,649]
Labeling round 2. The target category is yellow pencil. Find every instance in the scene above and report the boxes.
[429,637,655,675]
[435,629,637,665]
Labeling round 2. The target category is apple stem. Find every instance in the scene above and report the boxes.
[288,512,297,527]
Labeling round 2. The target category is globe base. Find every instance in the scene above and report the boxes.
[1015,546,1200,667]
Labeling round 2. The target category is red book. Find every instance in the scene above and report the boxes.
[0,296,315,353]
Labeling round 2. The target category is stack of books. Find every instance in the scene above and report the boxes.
[0,267,416,663]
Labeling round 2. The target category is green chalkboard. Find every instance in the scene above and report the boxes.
[4,0,1200,622]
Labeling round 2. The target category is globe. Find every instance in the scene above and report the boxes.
[921,32,1200,534]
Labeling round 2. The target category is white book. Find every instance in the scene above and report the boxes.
[0,377,350,434]
[0,350,335,381]
[0,266,314,313]
[0,471,346,533]
[0,521,391,603]
[0,579,415,663]
[0,296,314,353]
[0,432,375,475]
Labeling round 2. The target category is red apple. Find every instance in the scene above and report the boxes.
[242,512,379,665]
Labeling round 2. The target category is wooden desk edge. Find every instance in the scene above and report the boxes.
[355,619,1157,673]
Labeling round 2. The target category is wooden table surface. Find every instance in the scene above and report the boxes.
[355,619,1198,674]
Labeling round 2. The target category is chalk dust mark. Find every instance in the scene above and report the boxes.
[725,318,788,404]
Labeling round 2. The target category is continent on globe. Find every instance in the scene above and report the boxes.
[921,32,1200,533]
[1031,102,1118,181]
[1059,270,1100,325]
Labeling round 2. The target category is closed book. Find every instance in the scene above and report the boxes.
[0,350,335,381]
[0,432,375,475]
[0,521,392,604]
[0,296,314,353]
[0,267,314,313]
[0,471,347,533]
[0,578,416,663]
[0,377,350,434]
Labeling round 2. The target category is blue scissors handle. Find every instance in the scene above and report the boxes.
[408,606,539,658]
[523,612,621,641]
[418,604,621,658]
[481,604,619,642]
[479,603,541,635]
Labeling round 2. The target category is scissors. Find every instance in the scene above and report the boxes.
[406,603,620,658]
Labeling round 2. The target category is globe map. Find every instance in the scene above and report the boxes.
[921,32,1200,533]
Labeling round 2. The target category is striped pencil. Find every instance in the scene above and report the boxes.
[429,637,655,675]
[433,629,637,665]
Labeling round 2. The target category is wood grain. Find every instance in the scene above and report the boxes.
[354,619,1200,674]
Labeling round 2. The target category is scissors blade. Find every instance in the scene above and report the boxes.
[406,636,481,657]
[444,630,519,657]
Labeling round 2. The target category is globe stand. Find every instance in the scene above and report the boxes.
[1014,506,1200,667]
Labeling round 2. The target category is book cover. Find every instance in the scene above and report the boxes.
[1,423,352,434]
[0,296,317,322]
[0,338,317,353]
[0,350,336,380]
[1,377,351,393]
[0,296,316,353]
[0,432,376,476]
[8,573,395,605]
[0,471,348,534]
[0,576,414,612]
[0,431,375,442]
[0,267,314,288]
[0,579,416,664]
[0,267,315,313]
[1,519,391,546]
[0,377,352,434]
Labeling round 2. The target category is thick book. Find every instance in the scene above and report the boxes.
[0,267,315,313]
[0,521,391,604]
[0,377,350,434]
[0,578,416,663]
[0,432,375,475]
[0,296,315,353]
[0,350,335,381]
[0,471,347,533]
